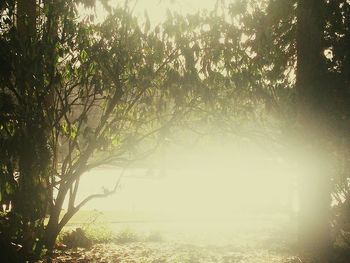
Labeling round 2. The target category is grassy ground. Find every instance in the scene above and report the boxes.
[41,242,299,263]
[37,210,301,262]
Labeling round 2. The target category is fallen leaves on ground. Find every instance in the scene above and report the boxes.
[38,242,298,263]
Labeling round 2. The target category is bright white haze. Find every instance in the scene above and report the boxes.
[92,0,218,25]
[73,139,295,219]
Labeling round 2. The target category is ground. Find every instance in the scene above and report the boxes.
[38,211,300,263]
[39,242,299,263]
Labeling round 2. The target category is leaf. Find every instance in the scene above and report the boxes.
[80,49,88,62]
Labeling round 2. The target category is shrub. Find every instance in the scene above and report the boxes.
[145,230,163,242]
[84,225,114,244]
[61,228,92,248]
[114,227,140,244]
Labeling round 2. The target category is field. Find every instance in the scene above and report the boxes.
[40,210,300,263]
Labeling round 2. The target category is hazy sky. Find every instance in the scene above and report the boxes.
[91,0,218,24]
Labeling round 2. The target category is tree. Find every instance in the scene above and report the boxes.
[179,0,350,256]
[295,0,332,254]
[0,0,200,258]
[221,0,350,256]
[1,0,52,257]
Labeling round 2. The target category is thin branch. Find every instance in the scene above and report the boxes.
[58,167,126,229]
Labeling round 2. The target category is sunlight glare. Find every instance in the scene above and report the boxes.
[86,0,218,24]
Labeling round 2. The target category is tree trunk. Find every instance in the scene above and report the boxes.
[17,0,36,39]
[41,184,70,252]
[42,223,60,253]
[296,0,332,254]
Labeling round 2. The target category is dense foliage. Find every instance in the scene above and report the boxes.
[0,0,202,258]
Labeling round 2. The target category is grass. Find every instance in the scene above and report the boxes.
[59,224,164,246]
[65,209,156,225]
[114,226,140,243]
[84,225,115,243]
[50,211,301,262]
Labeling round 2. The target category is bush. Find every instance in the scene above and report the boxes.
[114,227,140,244]
[145,230,163,242]
[61,228,92,248]
[85,225,114,244]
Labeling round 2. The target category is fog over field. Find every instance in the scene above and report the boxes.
[74,140,295,215]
